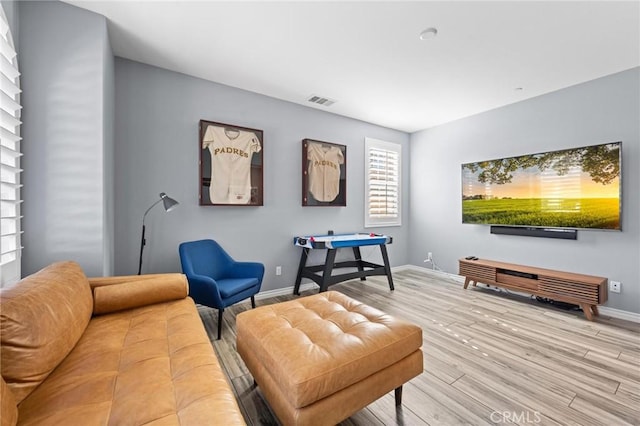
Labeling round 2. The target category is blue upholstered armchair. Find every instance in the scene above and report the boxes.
[178,239,264,339]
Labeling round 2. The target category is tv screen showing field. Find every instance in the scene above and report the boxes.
[461,142,621,230]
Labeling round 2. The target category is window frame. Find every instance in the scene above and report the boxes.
[364,137,401,228]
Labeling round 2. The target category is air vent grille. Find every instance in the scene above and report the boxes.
[307,95,336,107]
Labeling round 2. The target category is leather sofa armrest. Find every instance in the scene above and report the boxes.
[92,274,189,315]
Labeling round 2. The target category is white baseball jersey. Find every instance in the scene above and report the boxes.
[307,143,344,202]
[203,126,261,204]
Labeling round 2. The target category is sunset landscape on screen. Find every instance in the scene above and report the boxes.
[461,142,621,230]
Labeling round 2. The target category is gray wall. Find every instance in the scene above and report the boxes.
[114,59,410,291]
[409,68,640,313]
[14,1,638,315]
[18,1,114,276]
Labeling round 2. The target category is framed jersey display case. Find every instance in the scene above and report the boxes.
[199,120,263,206]
[302,139,346,206]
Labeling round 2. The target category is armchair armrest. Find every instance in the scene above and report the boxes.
[228,262,265,282]
[92,274,189,315]
[185,273,225,309]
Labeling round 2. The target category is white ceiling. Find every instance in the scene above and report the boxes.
[66,1,639,133]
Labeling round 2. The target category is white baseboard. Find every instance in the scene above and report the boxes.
[256,265,640,324]
[393,264,465,283]
[598,306,640,323]
[396,264,640,323]
[256,265,457,299]
[256,282,317,300]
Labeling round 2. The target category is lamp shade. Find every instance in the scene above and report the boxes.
[160,192,179,212]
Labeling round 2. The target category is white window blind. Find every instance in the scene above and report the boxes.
[0,4,22,279]
[365,138,401,227]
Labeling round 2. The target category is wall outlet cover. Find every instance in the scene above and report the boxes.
[609,281,621,293]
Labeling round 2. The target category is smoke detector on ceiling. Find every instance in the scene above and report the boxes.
[307,95,336,107]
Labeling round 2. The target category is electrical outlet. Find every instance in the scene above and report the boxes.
[609,280,621,293]
[276,266,282,276]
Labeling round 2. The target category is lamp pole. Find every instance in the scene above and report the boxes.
[137,192,179,275]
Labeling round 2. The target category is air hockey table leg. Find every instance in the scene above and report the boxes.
[380,244,394,291]
[293,248,309,295]
[319,249,338,292]
[352,246,366,281]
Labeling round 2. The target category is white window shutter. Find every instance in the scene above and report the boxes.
[365,138,401,227]
[0,4,22,283]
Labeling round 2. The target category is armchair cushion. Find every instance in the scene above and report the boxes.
[217,278,260,299]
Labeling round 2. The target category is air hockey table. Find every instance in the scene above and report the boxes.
[293,233,394,294]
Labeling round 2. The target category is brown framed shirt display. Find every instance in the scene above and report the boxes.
[199,120,264,206]
[302,139,346,206]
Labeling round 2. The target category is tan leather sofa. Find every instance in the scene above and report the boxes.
[1,261,245,426]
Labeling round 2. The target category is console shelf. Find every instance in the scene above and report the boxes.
[459,258,608,320]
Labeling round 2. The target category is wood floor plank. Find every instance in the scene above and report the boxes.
[337,408,386,426]
[584,346,621,360]
[616,382,640,404]
[409,371,497,425]
[197,268,640,425]
[467,322,622,395]
[451,374,565,426]
[619,351,640,364]
[583,350,640,383]
[569,395,636,426]
[361,391,427,426]
[231,374,279,426]
[427,331,580,409]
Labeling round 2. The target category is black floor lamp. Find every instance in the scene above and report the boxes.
[138,192,179,275]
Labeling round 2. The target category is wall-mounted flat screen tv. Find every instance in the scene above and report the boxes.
[461,142,621,230]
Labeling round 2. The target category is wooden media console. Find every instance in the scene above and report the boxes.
[459,258,608,320]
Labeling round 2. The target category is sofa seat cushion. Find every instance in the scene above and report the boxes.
[16,298,245,426]
[217,278,259,298]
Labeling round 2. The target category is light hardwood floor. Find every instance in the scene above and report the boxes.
[198,268,640,426]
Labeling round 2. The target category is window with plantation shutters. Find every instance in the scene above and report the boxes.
[365,138,401,227]
[0,4,22,285]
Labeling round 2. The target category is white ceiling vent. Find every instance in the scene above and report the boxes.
[307,95,336,107]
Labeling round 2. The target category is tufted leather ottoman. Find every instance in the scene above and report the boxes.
[236,291,423,425]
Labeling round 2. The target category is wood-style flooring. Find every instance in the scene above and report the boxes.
[197,268,640,426]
